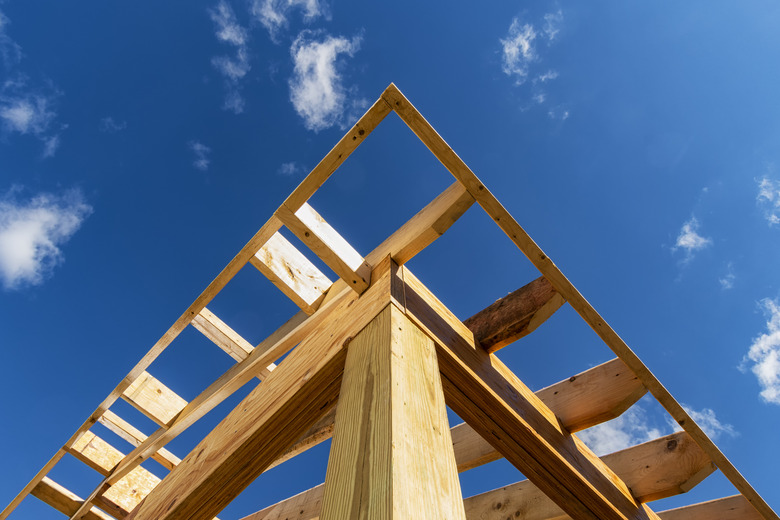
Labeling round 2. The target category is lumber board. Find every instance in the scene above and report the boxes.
[320,305,465,519]
[249,231,331,314]
[124,261,397,520]
[659,495,763,520]
[283,96,392,211]
[192,307,256,362]
[277,202,371,293]
[31,477,112,520]
[463,275,565,352]
[122,371,188,427]
[394,265,658,520]
[98,410,180,470]
[382,82,778,520]
[265,403,336,472]
[365,180,475,266]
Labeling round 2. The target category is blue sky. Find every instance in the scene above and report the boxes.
[1,1,779,518]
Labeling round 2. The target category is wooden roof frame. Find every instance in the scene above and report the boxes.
[2,83,776,520]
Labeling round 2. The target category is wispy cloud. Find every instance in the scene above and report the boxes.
[719,262,735,290]
[742,298,780,405]
[0,188,92,290]
[501,19,537,84]
[209,1,251,114]
[277,161,306,176]
[680,405,737,440]
[757,176,780,226]
[0,10,23,68]
[189,141,211,171]
[99,117,127,133]
[543,10,564,41]
[672,216,712,262]
[288,30,366,132]
[250,0,328,41]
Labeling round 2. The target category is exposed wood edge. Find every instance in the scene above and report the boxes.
[121,371,188,428]
[365,180,475,266]
[659,495,763,520]
[248,232,331,314]
[98,410,181,471]
[0,449,65,520]
[276,202,371,293]
[463,275,565,352]
[192,307,256,361]
[382,82,779,520]
[31,477,112,520]
[284,94,392,211]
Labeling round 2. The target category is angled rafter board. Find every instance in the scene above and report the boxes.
[2,83,776,520]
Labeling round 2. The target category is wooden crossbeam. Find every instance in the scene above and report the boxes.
[31,477,112,520]
[121,371,187,427]
[98,410,180,470]
[464,275,565,353]
[241,431,709,520]
[277,202,371,293]
[123,261,397,520]
[659,495,762,520]
[394,265,658,520]
[192,307,256,362]
[249,231,331,314]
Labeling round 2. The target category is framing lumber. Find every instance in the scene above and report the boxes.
[659,495,763,520]
[121,371,188,428]
[381,82,778,520]
[249,231,331,314]
[463,275,565,352]
[191,307,256,362]
[31,477,112,520]
[320,305,465,519]
[124,261,397,520]
[98,410,180,470]
[277,202,371,293]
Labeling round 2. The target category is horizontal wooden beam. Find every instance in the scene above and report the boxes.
[191,307,256,362]
[121,371,187,428]
[463,275,565,353]
[249,231,331,314]
[31,477,112,520]
[98,410,180,471]
[277,202,371,293]
[659,495,762,520]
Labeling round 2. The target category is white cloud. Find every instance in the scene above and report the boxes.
[543,10,564,41]
[757,177,780,226]
[209,1,251,114]
[678,405,737,440]
[277,161,306,176]
[501,19,537,84]
[673,216,711,262]
[547,105,569,120]
[578,405,664,456]
[288,31,366,132]
[0,188,92,290]
[0,10,22,68]
[719,263,735,290]
[99,117,127,133]
[0,79,62,156]
[189,141,211,171]
[251,0,327,41]
[742,298,780,404]
[535,70,559,83]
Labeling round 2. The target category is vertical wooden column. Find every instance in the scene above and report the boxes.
[321,304,466,520]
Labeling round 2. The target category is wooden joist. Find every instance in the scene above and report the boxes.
[31,477,112,520]
[659,495,762,520]
[191,307,256,362]
[241,431,711,520]
[98,410,180,470]
[463,275,565,352]
[121,371,187,428]
[277,202,371,293]
[249,232,332,314]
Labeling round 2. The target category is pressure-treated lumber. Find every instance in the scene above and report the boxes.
[320,305,465,519]
[394,265,658,520]
[98,410,181,470]
[241,431,709,520]
[463,275,565,352]
[277,202,371,293]
[380,82,778,520]
[31,477,112,520]
[249,231,331,314]
[124,261,397,520]
[121,371,188,427]
[659,495,762,520]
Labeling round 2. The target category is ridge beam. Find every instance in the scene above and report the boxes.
[464,275,565,353]
[249,231,331,314]
[395,265,658,520]
[277,202,371,293]
[121,371,187,428]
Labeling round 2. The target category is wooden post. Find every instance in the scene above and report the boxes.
[321,304,466,520]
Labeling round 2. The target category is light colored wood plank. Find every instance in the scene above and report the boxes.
[365,180,475,266]
[192,307,256,361]
[659,495,763,520]
[68,431,123,474]
[264,403,336,472]
[249,231,331,314]
[463,275,565,353]
[284,96,392,211]
[98,410,180,471]
[395,265,659,520]
[31,477,112,520]
[277,202,371,293]
[122,371,188,427]
[124,261,397,520]
[382,82,779,520]
[320,305,466,520]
